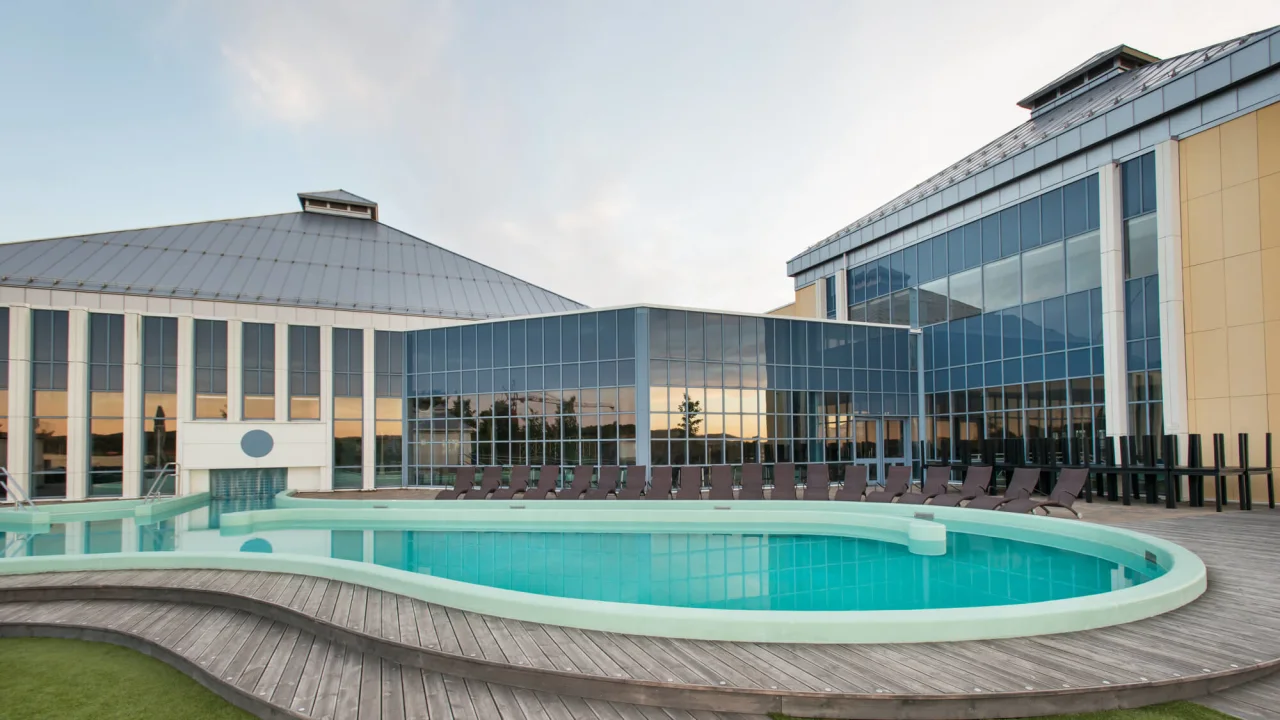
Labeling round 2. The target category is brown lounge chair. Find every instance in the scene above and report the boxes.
[435,467,476,500]
[616,466,647,499]
[834,465,867,501]
[770,463,797,500]
[998,467,1089,518]
[739,464,765,500]
[523,465,561,500]
[898,466,952,505]
[865,465,911,502]
[676,466,703,500]
[463,467,503,499]
[557,466,594,499]
[645,466,674,499]
[490,466,530,499]
[802,464,831,500]
[965,467,1040,510]
[585,466,619,499]
[708,466,734,500]
[929,465,992,507]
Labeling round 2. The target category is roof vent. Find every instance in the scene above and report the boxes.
[298,190,378,221]
[1017,45,1160,115]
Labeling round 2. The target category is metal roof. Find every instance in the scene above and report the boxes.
[297,189,377,207]
[0,211,586,319]
[788,25,1279,269]
[1016,44,1161,110]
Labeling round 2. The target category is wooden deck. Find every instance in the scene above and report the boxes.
[0,509,1276,718]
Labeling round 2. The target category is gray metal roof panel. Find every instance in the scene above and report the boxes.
[0,211,584,318]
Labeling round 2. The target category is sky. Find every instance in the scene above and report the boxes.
[0,1,1276,315]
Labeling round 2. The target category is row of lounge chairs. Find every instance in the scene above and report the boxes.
[435,463,1088,516]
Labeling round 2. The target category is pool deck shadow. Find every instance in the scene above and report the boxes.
[0,509,1276,719]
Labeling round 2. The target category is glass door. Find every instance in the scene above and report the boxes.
[854,419,881,485]
[883,418,909,482]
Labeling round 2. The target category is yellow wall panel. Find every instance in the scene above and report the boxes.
[1182,126,1222,199]
[1261,173,1280,250]
[793,284,817,319]
[1186,192,1223,265]
[1262,249,1280,321]
[1219,112,1259,188]
[1195,396,1231,435]
[1221,180,1261,257]
[1186,260,1226,332]
[1230,394,1269,437]
[1227,324,1268,397]
[1259,102,1280,178]
[1223,253,1264,327]
[1191,328,1230,399]
[1267,321,1280,394]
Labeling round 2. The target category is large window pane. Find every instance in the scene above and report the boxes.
[918,279,948,326]
[947,268,982,321]
[1022,242,1065,302]
[1066,230,1102,292]
[1125,214,1158,279]
[982,255,1020,311]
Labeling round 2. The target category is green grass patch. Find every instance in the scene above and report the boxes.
[0,638,254,720]
[769,702,1237,720]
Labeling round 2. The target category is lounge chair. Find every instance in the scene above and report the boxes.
[463,467,502,499]
[490,466,530,499]
[965,467,1040,510]
[585,466,619,499]
[435,467,476,500]
[897,466,952,505]
[929,465,992,507]
[708,466,734,500]
[865,465,911,502]
[617,466,647,499]
[770,463,797,500]
[802,464,831,500]
[998,467,1089,518]
[834,465,867,501]
[523,465,561,500]
[557,466,593,499]
[645,466,674,499]
[675,466,703,500]
[739,463,765,500]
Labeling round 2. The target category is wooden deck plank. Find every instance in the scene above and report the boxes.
[289,637,333,716]
[355,652,381,720]
[332,645,366,720]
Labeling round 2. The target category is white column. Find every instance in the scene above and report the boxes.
[122,313,143,498]
[1098,162,1130,438]
[834,259,849,322]
[320,325,334,489]
[227,320,243,423]
[65,309,89,500]
[176,315,193,494]
[362,328,376,490]
[274,323,289,421]
[7,307,31,495]
[1155,140,1189,437]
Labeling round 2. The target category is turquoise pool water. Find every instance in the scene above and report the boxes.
[1,501,1164,612]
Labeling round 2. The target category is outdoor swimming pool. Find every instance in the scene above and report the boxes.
[0,494,1205,643]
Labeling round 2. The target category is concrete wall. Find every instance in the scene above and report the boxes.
[1181,103,1280,494]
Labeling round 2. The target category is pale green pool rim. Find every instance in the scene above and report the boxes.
[0,492,211,533]
[0,492,1206,644]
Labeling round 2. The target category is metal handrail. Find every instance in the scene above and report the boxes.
[0,468,36,511]
[143,462,180,502]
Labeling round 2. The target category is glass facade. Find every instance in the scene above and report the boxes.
[332,328,363,490]
[142,316,178,495]
[374,330,405,487]
[88,313,124,497]
[1121,152,1162,446]
[242,322,275,420]
[0,308,7,480]
[404,308,915,485]
[193,319,228,420]
[847,173,1105,465]
[30,310,68,498]
[288,325,320,420]
[405,310,640,484]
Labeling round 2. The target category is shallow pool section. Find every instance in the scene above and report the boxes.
[0,497,1205,644]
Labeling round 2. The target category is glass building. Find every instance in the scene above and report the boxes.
[406,308,917,484]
